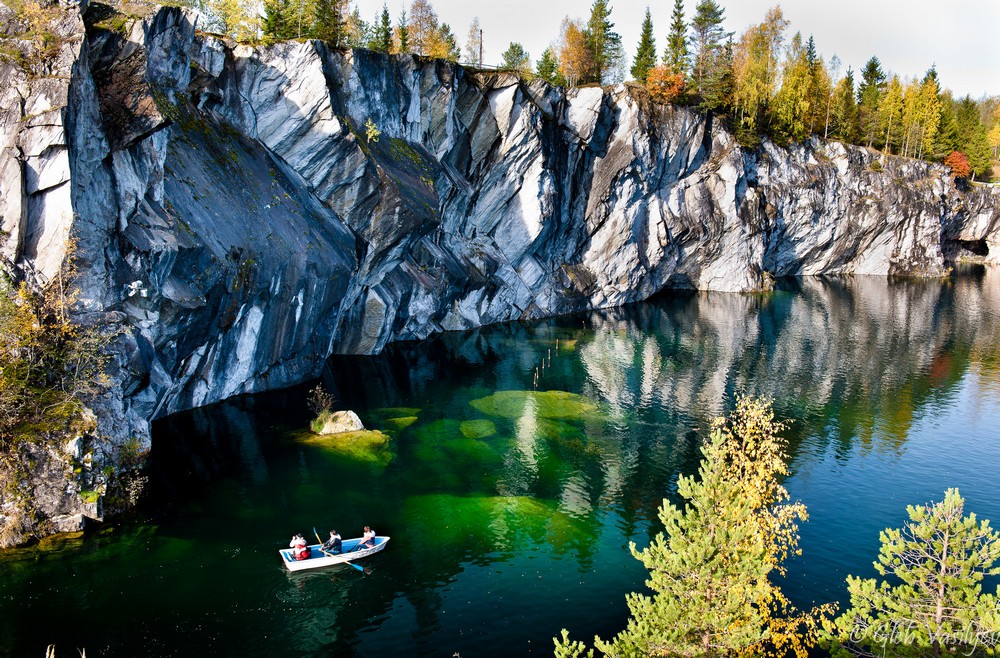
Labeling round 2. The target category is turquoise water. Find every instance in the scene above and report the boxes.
[2,267,999,657]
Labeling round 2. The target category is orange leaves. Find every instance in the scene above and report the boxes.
[944,150,972,180]
[645,66,686,104]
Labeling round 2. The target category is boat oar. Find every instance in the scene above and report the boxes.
[314,526,365,572]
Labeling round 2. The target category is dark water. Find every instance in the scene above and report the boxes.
[3,268,999,658]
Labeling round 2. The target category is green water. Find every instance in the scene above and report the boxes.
[2,268,1000,657]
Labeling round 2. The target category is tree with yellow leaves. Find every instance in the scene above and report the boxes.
[731,6,787,143]
[554,397,832,658]
[557,18,592,88]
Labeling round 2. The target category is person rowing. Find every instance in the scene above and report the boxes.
[357,525,376,550]
[321,529,342,554]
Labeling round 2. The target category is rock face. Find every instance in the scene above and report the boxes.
[1,5,998,538]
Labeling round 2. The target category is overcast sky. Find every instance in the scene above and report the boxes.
[350,0,999,98]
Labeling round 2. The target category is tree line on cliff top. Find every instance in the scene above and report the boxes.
[193,0,999,181]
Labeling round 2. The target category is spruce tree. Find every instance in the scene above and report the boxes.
[664,0,688,76]
[263,0,295,39]
[824,489,1000,657]
[312,0,340,45]
[371,4,391,52]
[857,55,885,147]
[630,7,656,83]
[395,9,409,53]
[829,67,858,143]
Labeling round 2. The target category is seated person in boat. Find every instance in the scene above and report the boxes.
[360,526,376,549]
[289,533,311,560]
[321,530,342,554]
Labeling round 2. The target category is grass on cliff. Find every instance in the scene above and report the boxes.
[0,242,111,543]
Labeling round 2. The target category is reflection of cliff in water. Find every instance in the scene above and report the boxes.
[580,266,999,458]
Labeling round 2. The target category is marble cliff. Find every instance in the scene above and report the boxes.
[1,3,998,540]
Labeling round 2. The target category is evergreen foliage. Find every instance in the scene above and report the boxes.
[555,397,831,658]
[501,42,530,74]
[664,0,688,76]
[537,48,564,86]
[263,0,295,40]
[395,9,409,53]
[583,0,623,85]
[371,4,391,52]
[630,8,656,83]
[857,56,886,147]
[436,22,460,61]
[312,0,340,45]
[823,489,1000,657]
[689,0,729,107]
[828,68,858,142]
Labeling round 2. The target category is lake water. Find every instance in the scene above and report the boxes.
[2,267,999,657]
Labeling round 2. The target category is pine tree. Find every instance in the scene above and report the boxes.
[689,0,728,104]
[957,96,992,180]
[434,23,460,61]
[824,489,1000,657]
[371,4,391,52]
[557,397,831,658]
[537,48,563,86]
[664,0,688,76]
[501,42,530,74]
[583,0,622,85]
[935,92,961,159]
[630,7,656,83]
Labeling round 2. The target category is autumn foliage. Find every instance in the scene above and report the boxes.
[645,66,686,104]
[944,150,972,180]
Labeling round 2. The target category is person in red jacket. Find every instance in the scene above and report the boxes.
[289,533,310,560]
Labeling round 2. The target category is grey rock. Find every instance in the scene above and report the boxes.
[0,5,997,541]
[316,410,365,435]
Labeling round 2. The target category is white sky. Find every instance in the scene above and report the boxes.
[350,0,1000,98]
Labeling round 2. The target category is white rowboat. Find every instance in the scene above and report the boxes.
[279,536,389,572]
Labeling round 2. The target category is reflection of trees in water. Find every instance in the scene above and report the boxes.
[142,269,999,651]
[580,268,998,465]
